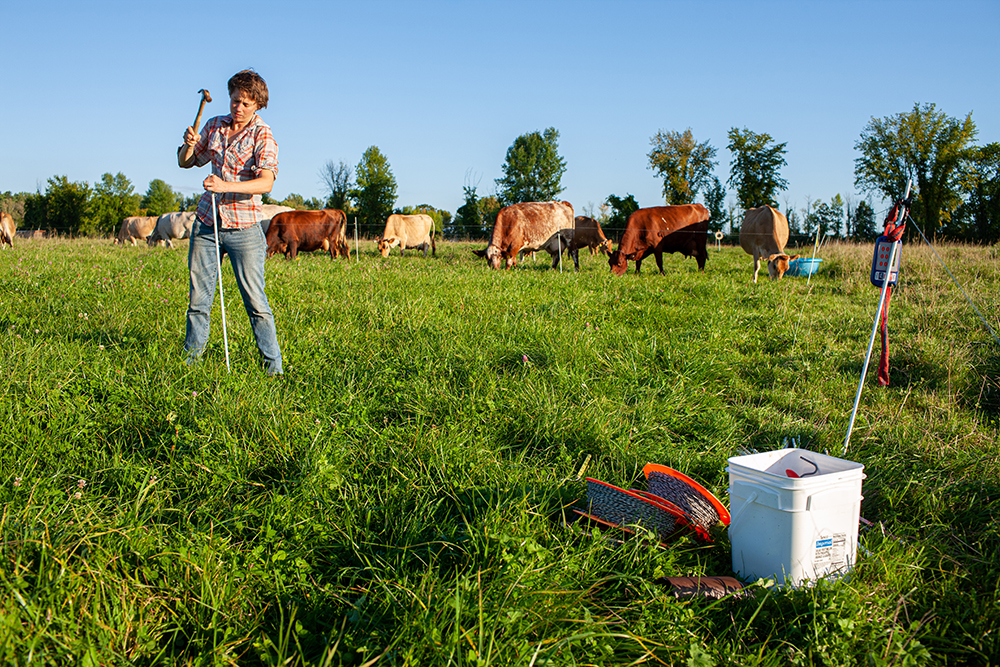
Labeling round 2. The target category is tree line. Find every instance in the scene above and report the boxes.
[3,102,996,243]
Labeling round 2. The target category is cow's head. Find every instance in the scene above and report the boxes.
[608,249,628,276]
[766,253,800,280]
[378,236,399,257]
[596,238,613,255]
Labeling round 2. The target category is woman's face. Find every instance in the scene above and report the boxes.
[230,90,259,125]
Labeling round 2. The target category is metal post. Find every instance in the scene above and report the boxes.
[211,193,230,373]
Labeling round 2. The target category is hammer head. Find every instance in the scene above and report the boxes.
[198,89,212,103]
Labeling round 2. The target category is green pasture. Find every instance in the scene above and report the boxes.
[1,237,998,665]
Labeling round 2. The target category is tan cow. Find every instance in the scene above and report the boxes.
[0,212,14,249]
[114,216,158,246]
[475,201,575,270]
[378,214,436,257]
[739,205,799,282]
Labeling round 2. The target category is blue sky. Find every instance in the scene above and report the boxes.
[4,0,997,220]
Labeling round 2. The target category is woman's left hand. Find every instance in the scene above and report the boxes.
[203,174,228,193]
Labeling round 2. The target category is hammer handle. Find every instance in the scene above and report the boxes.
[182,99,209,164]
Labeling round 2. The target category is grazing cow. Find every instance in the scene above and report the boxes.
[265,209,349,260]
[147,211,196,249]
[608,204,710,276]
[739,205,799,282]
[565,215,612,267]
[377,214,436,258]
[475,201,575,270]
[0,212,14,249]
[261,204,295,235]
[114,216,158,246]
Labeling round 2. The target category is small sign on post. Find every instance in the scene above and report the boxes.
[870,236,901,287]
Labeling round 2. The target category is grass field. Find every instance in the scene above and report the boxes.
[1,235,998,665]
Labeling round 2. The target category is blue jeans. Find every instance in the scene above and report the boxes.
[185,222,283,374]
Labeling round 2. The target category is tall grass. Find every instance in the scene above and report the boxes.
[1,236,998,665]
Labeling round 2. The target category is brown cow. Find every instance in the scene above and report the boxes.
[114,216,158,246]
[564,216,611,268]
[739,205,799,282]
[0,212,14,249]
[475,201,574,270]
[608,204,710,276]
[265,209,349,260]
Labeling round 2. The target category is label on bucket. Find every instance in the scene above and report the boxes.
[814,534,847,571]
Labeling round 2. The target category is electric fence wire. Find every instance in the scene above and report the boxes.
[905,214,1000,349]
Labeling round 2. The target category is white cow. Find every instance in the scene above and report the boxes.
[739,205,799,282]
[377,214,436,257]
[0,212,14,249]
[147,212,197,248]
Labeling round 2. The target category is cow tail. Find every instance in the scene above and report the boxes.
[431,234,437,257]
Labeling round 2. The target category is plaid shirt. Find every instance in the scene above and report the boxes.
[191,114,279,229]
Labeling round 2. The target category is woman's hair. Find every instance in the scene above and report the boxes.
[228,69,269,109]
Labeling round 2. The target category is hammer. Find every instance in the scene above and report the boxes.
[181,89,212,163]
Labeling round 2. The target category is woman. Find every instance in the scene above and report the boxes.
[178,69,283,375]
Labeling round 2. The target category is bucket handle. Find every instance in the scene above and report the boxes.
[727,492,758,535]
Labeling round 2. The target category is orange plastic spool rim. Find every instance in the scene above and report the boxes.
[642,463,731,526]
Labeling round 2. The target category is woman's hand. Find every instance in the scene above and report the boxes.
[203,174,228,193]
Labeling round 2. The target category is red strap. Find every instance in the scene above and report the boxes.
[883,200,908,241]
[877,285,893,386]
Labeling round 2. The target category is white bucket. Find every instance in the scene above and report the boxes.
[727,448,865,587]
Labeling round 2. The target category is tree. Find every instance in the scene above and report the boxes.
[452,185,483,239]
[854,103,977,234]
[27,176,90,235]
[355,146,397,235]
[726,127,789,210]
[949,142,1000,243]
[477,195,502,234]
[703,176,727,232]
[851,199,878,241]
[495,127,567,205]
[803,195,845,239]
[0,191,30,227]
[647,128,718,204]
[604,194,639,239]
[87,173,139,236]
[142,179,183,217]
[320,160,354,211]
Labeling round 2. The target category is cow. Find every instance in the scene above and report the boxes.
[475,201,575,270]
[377,214,436,258]
[114,216,158,246]
[0,212,14,249]
[265,209,349,260]
[739,205,799,282]
[147,211,196,249]
[608,204,710,276]
[566,215,612,266]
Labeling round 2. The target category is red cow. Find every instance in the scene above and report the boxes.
[608,204,710,276]
[265,209,349,260]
